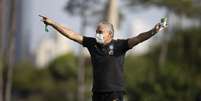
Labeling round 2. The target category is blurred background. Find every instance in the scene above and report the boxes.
[0,0,201,101]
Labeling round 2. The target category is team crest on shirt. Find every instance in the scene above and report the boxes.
[109,44,114,55]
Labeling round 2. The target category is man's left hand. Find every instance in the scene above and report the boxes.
[154,22,168,33]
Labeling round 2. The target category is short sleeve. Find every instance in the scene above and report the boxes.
[82,36,96,48]
[117,39,131,53]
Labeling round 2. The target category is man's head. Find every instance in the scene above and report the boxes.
[96,22,114,45]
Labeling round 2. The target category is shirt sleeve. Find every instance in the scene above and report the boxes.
[118,39,131,53]
[82,36,96,48]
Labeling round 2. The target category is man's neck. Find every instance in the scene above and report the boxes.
[104,38,113,46]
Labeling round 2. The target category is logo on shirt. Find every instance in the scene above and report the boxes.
[109,44,114,55]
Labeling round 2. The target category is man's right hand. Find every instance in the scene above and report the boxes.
[39,15,54,26]
[38,14,83,44]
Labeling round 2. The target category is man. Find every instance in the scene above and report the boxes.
[39,15,166,101]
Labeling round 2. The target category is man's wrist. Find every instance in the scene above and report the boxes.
[45,19,54,26]
[151,28,157,35]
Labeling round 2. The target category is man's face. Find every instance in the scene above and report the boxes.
[96,25,112,44]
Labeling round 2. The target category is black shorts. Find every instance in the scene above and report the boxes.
[92,91,124,101]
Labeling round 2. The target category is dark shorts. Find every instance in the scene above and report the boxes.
[92,91,124,101]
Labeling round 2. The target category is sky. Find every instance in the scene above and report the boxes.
[27,0,167,55]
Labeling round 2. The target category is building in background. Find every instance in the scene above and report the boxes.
[35,32,71,67]
[0,0,2,35]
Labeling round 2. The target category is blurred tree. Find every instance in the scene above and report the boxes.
[105,0,119,29]
[13,61,57,101]
[12,53,92,101]
[0,0,3,99]
[122,0,201,100]
[1,0,16,101]
[48,53,92,101]
[65,0,111,26]
[125,0,201,18]
[125,34,201,100]
[0,59,2,101]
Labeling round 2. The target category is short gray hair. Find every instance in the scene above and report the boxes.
[98,21,114,37]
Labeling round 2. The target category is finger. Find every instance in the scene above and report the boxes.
[38,14,47,19]
[38,14,45,18]
[40,19,45,22]
[38,14,43,17]
[40,19,48,25]
[40,18,47,22]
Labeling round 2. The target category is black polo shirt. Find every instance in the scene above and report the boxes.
[82,36,131,92]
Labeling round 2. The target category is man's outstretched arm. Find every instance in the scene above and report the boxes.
[39,15,83,44]
[128,23,161,49]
